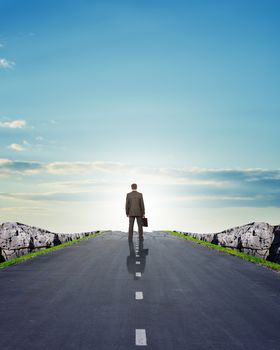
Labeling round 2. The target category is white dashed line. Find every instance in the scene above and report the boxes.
[136,261,140,265]
[135,329,147,346]
[136,254,140,257]
[135,291,143,300]
[135,272,141,277]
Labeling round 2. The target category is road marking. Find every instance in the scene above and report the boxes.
[136,261,140,264]
[135,291,143,300]
[135,329,147,346]
[136,254,140,257]
[135,272,141,277]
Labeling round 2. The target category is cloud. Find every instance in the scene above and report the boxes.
[0,159,11,166]
[0,159,279,183]
[0,58,15,69]
[0,119,26,128]
[45,161,129,175]
[8,143,25,152]
[0,206,45,213]
[40,179,100,191]
[6,139,31,153]
[1,159,280,207]
[0,159,43,175]
[0,189,103,203]
[0,159,136,177]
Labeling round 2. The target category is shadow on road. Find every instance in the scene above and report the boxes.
[127,240,149,279]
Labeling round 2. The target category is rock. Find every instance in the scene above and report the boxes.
[0,222,98,261]
[216,222,274,259]
[267,226,280,264]
[0,247,5,262]
[180,222,279,262]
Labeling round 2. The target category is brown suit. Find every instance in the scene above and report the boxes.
[126,190,145,240]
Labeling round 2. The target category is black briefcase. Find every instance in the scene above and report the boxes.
[142,217,148,227]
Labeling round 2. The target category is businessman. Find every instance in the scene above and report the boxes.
[126,183,145,241]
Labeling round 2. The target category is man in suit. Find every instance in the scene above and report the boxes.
[126,183,145,241]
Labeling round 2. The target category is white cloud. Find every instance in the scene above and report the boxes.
[0,58,15,69]
[0,159,279,185]
[1,161,280,232]
[0,158,280,207]
[45,161,129,175]
[0,159,12,166]
[41,179,100,191]
[168,194,256,202]
[0,119,26,128]
[8,143,24,152]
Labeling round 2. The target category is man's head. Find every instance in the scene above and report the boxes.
[131,183,137,190]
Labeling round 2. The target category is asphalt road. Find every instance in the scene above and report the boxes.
[0,230,280,350]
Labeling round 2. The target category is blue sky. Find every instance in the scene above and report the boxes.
[0,0,280,232]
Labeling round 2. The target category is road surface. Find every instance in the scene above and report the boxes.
[0,230,280,350]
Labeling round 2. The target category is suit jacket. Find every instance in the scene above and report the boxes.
[126,191,145,217]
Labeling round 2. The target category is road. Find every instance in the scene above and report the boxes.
[0,230,280,350]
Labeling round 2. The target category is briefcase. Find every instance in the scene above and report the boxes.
[142,217,148,227]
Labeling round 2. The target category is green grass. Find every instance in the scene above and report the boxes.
[166,230,280,272]
[0,230,105,269]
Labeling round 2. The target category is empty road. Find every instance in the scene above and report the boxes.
[0,231,280,350]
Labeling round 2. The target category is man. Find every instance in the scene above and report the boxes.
[126,183,145,241]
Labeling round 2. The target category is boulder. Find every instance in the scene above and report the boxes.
[267,226,280,264]
[216,222,274,259]
[0,222,98,261]
[180,222,279,262]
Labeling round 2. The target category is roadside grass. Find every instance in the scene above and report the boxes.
[166,230,280,272]
[0,230,105,269]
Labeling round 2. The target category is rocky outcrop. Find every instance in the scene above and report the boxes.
[267,226,280,264]
[176,222,280,263]
[0,222,99,261]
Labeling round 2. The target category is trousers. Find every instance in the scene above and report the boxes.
[128,216,143,239]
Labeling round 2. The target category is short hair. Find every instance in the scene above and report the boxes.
[131,183,137,190]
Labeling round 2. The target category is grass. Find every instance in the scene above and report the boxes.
[166,230,280,272]
[0,230,105,269]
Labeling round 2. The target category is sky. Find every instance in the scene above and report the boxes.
[0,0,280,233]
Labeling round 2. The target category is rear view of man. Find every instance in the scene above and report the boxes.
[126,183,145,241]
